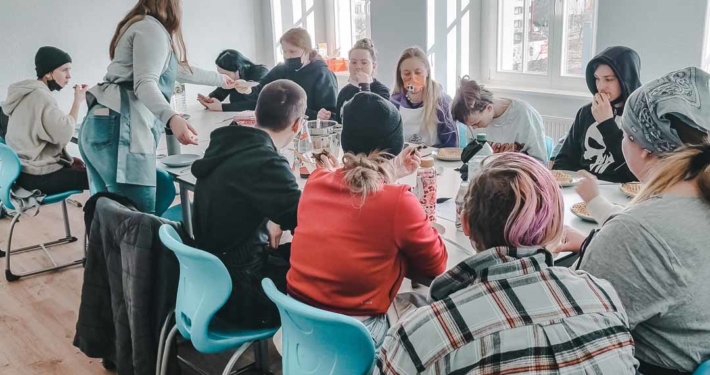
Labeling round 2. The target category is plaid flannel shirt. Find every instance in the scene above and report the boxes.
[376,247,638,374]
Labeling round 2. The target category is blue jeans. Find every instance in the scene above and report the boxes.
[79,105,156,214]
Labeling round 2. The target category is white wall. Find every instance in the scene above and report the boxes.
[371,0,428,90]
[596,0,708,84]
[0,0,260,120]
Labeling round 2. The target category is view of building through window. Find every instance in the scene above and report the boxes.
[336,0,370,58]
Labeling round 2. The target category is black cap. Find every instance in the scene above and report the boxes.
[341,92,404,156]
[35,46,72,78]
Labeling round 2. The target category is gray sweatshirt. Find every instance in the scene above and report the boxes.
[88,16,223,125]
[2,80,73,175]
[580,195,710,372]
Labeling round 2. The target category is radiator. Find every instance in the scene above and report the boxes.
[542,115,574,142]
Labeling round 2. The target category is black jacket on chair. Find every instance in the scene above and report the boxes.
[74,196,186,375]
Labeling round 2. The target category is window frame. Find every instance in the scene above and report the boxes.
[332,0,372,59]
[481,0,598,92]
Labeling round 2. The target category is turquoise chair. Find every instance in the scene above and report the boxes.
[157,225,276,375]
[155,168,177,218]
[458,122,469,148]
[545,136,554,161]
[261,278,376,375]
[0,143,84,281]
[695,360,710,375]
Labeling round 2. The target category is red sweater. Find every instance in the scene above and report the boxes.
[287,169,448,316]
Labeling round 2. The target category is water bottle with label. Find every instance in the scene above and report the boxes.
[171,82,188,115]
[467,133,493,180]
[455,179,469,231]
[415,157,437,222]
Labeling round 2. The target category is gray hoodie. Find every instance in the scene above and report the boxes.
[2,79,73,175]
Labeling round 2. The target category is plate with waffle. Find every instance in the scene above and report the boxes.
[433,148,463,161]
[552,170,578,187]
[571,202,596,222]
[620,182,642,198]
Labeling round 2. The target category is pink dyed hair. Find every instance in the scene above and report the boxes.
[463,153,563,249]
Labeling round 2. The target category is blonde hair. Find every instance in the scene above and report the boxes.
[632,142,710,205]
[110,0,188,65]
[349,38,377,62]
[280,28,322,62]
[341,151,396,206]
[394,47,440,142]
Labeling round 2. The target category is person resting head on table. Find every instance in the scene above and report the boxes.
[191,79,306,329]
[555,67,710,375]
[285,91,448,349]
[2,46,89,195]
[376,152,637,374]
[197,49,268,112]
[451,76,548,164]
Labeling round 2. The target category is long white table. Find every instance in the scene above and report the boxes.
[161,107,634,270]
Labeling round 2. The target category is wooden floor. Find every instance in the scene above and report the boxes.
[0,193,283,375]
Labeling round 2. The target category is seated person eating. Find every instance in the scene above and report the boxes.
[287,92,448,348]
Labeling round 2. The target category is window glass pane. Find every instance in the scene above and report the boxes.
[563,0,596,76]
[499,0,524,72]
[351,0,369,42]
[525,0,551,73]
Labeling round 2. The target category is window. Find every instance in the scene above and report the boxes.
[334,0,371,58]
[483,0,598,91]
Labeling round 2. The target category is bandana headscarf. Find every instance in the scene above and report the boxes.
[621,67,710,154]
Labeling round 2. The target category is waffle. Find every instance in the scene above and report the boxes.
[552,170,574,184]
[620,182,642,197]
[571,202,595,222]
[436,148,463,160]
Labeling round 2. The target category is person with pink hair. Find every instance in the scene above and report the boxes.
[376,152,638,374]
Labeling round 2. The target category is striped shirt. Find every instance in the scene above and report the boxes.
[376,247,638,374]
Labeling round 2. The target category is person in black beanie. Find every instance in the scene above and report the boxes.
[287,91,447,349]
[1,46,89,195]
[339,91,404,156]
[197,49,268,111]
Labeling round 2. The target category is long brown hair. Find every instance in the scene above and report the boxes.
[393,47,440,142]
[279,28,322,62]
[632,120,710,205]
[109,0,188,64]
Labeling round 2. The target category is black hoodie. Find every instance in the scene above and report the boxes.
[552,46,641,183]
[191,125,300,328]
[226,59,338,119]
[208,64,269,111]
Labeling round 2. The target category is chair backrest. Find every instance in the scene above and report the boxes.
[261,278,376,375]
[694,360,710,375]
[457,122,469,148]
[158,225,233,351]
[155,168,176,217]
[0,143,21,210]
[545,136,554,160]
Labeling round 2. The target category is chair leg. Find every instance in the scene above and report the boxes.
[159,325,179,375]
[3,200,83,281]
[254,340,271,374]
[222,342,253,375]
[156,311,175,375]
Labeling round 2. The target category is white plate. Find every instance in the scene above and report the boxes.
[161,154,201,168]
[570,203,597,223]
[431,222,446,235]
[553,170,580,188]
[433,148,463,161]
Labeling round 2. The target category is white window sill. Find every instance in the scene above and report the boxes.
[334,71,350,78]
[483,84,591,101]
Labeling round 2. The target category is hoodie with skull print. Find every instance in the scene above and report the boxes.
[552,46,641,183]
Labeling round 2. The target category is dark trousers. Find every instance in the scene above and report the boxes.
[17,167,89,195]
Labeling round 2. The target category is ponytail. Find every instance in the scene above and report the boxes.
[632,141,710,205]
[341,151,396,206]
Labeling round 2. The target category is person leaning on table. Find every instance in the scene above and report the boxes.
[556,67,710,375]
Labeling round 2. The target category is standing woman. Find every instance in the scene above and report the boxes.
[79,0,233,213]
[198,49,269,112]
[390,47,457,147]
[236,28,338,120]
[316,38,390,123]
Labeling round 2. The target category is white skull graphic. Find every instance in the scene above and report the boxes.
[584,122,615,174]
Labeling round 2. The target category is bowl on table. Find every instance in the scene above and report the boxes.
[552,170,579,188]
